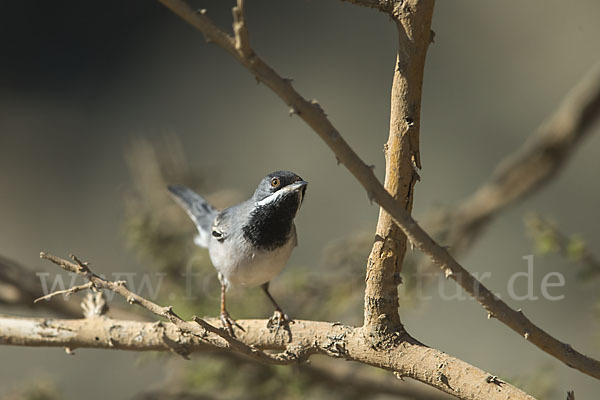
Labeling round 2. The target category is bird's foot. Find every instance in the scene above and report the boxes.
[220,311,244,337]
[267,310,293,332]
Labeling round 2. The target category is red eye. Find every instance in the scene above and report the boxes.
[270,177,281,188]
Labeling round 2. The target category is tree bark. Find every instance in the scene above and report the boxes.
[364,0,435,334]
[0,315,535,400]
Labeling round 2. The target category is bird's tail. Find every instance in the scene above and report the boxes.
[167,185,217,248]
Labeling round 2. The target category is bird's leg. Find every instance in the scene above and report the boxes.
[262,282,292,329]
[219,281,243,336]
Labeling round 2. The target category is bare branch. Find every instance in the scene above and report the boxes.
[298,363,453,400]
[437,62,600,255]
[232,0,252,58]
[0,255,81,317]
[4,255,442,399]
[364,0,434,333]
[156,0,600,380]
[38,252,299,365]
[0,254,145,320]
[33,282,94,303]
[0,314,534,400]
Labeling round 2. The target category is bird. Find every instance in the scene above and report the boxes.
[167,171,307,335]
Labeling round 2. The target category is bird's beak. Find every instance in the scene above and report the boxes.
[289,180,308,192]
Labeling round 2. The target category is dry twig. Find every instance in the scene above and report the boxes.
[156,0,600,380]
[37,252,303,365]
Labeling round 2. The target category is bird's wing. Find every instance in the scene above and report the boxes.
[210,207,233,243]
[167,185,217,248]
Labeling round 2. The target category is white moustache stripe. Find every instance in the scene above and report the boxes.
[255,183,304,207]
[255,187,290,207]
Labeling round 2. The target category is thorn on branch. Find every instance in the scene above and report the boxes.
[70,254,91,274]
[411,157,421,181]
[39,251,302,364]
[367,191,375,205]
[232,0,253,58]
[436,372,452,389]
[485,375,504,386]
[162,305,175,317]
[309,99,327,116]
[289,107,299,117]
[328,130,340,141]
[393,273,403,285]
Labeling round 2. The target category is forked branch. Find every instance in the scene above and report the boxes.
[37,252,305,365]
[155,0,600,380]
[0,312,534,399]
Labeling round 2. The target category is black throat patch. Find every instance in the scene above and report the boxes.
[242,193,299,251]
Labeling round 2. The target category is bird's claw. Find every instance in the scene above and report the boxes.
[220,311,244,337]
[267,310,293,332]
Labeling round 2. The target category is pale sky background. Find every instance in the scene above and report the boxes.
[1,0,599,398]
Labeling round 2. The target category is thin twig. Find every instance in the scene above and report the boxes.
[33,282,94,303]
[39,252,300,365]
[0,254,147,320]
[232,0,252,58]
[156,0,600,380]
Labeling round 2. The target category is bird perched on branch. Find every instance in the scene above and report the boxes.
[168,171,307,335]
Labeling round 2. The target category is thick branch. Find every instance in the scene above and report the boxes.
[2,260,447,399]
[156,0,600,380]
[38,252,299,364]
[0,315,534,400]
[32,252,537,398]
[364,0,434,333]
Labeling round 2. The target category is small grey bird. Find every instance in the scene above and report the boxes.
[168,171,307,335]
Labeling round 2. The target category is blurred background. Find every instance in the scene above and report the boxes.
[1,0,599,399]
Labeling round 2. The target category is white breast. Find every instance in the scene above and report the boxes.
[208,228,296,288]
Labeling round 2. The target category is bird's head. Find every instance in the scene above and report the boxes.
[253,171,307,210]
